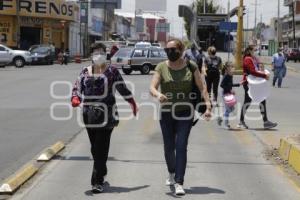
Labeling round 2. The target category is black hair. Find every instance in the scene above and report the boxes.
[90,43,106,53]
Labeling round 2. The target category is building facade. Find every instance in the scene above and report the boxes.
[0,0,79,51]
[282,0,300,47]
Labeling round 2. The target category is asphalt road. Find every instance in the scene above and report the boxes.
[0,61,299,199]
[0,63,84,182]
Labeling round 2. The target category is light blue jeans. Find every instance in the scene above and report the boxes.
[224,104,235,125]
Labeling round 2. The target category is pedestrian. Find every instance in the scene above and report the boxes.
[58,50,63,65]
[150,39,211,196]
[204,46,222,102]
[219,62,242,129]
[184,43,203,71]
[272,47,286,88]
[238,45,277,129]
[63,48,69,65]
[71,42,138,193]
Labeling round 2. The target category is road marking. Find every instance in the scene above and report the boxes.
[37,141,65,161]
[0,164,38,194]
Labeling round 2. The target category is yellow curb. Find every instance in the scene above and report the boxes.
[279,137,300,161]
[0,164,38,194]
[289,144,300,174]
[37,141,65,161]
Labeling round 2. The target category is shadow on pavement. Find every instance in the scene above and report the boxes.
[249,128,278,132]
[84,184,149,196]
[185,187,226,195]
[166,186,225,197]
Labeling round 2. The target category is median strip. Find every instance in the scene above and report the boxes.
[37,141,65,161]
[279,136,300,174]
[0,164,38,194]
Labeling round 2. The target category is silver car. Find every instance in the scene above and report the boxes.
[123,47,167,75]
[0,44,32,68]
[110,48,133,69]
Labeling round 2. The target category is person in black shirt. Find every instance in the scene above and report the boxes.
[220,62,241,129]
[204,46,222,102]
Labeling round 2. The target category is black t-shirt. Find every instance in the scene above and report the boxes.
[205,56,222,71]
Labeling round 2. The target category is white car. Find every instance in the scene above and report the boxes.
[0,44,32,68]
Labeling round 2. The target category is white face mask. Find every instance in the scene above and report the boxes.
[92,54,106,66]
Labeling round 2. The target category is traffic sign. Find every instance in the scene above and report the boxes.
[219,22,238,32]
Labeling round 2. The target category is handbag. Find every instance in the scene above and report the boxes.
[223,93,237,107]
[85,66,119,129]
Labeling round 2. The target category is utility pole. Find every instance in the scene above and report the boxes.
[235,0,244,71]
[277,0,280,44]
[251,0,260,40]
[204,0,206,14]
[259,13,263,55]
[16,0,20,49]
[227,0,231,61]
[292,0,296,48]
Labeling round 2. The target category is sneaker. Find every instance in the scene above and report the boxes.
[217,117,223,126]
[237,121,249,129]
[224,121,231,130]
[174,183,185,196]
[264,121,278,129]
[165,173,175,186]
[92,184,104,193]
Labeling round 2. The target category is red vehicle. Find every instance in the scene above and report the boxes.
[285,48,300,62]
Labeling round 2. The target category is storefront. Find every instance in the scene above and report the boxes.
[0,0,78,50]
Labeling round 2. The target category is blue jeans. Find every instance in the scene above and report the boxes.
[159,110,193,185]
[224,104,235,124]
[273,67,285,87]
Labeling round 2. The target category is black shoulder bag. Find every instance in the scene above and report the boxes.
[85,66,119,129]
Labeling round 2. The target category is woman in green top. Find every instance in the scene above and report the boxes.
[150,39,211,196]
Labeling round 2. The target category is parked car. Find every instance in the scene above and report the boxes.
[151,43,162,47]
[29,45,55,65]
[110,48,133,69]
[122,47,167,75]
[0,44,32,68]
[134,41,152,48]
[285,48,300,62]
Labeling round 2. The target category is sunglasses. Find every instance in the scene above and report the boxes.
[164,47,178,53]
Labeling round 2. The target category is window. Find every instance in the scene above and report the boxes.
[159,50,167,58]
[0,46,6,51]
[133,49,148,58]
[150,50,160,57]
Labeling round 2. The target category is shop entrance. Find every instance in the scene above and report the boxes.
[20,27,41,50]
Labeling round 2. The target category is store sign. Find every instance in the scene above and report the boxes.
[0,0,76,21]
[0,18,12,45]
[21,17,44,25]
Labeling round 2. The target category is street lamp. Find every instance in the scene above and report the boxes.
[292,0,297,48]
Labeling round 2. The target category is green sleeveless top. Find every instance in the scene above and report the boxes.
[155,61,197,112]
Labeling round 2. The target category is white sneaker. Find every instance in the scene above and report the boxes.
[174,183,185,196]
[165,173,175,186]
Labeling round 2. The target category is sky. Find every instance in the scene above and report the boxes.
[116,0,288,38]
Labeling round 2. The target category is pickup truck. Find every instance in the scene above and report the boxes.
[0,44,32,68]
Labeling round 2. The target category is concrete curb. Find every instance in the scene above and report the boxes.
[279,137,300,174]
[0,164,38,194]
[0,141,65,194]
[37,141,65,161]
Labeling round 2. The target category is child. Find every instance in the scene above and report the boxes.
[219,62,241,129]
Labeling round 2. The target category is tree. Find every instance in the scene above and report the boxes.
[184,0,219,39]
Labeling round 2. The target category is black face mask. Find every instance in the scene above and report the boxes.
[165,48,181,62]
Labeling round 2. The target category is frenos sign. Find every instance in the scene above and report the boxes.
[0,0,75,21]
